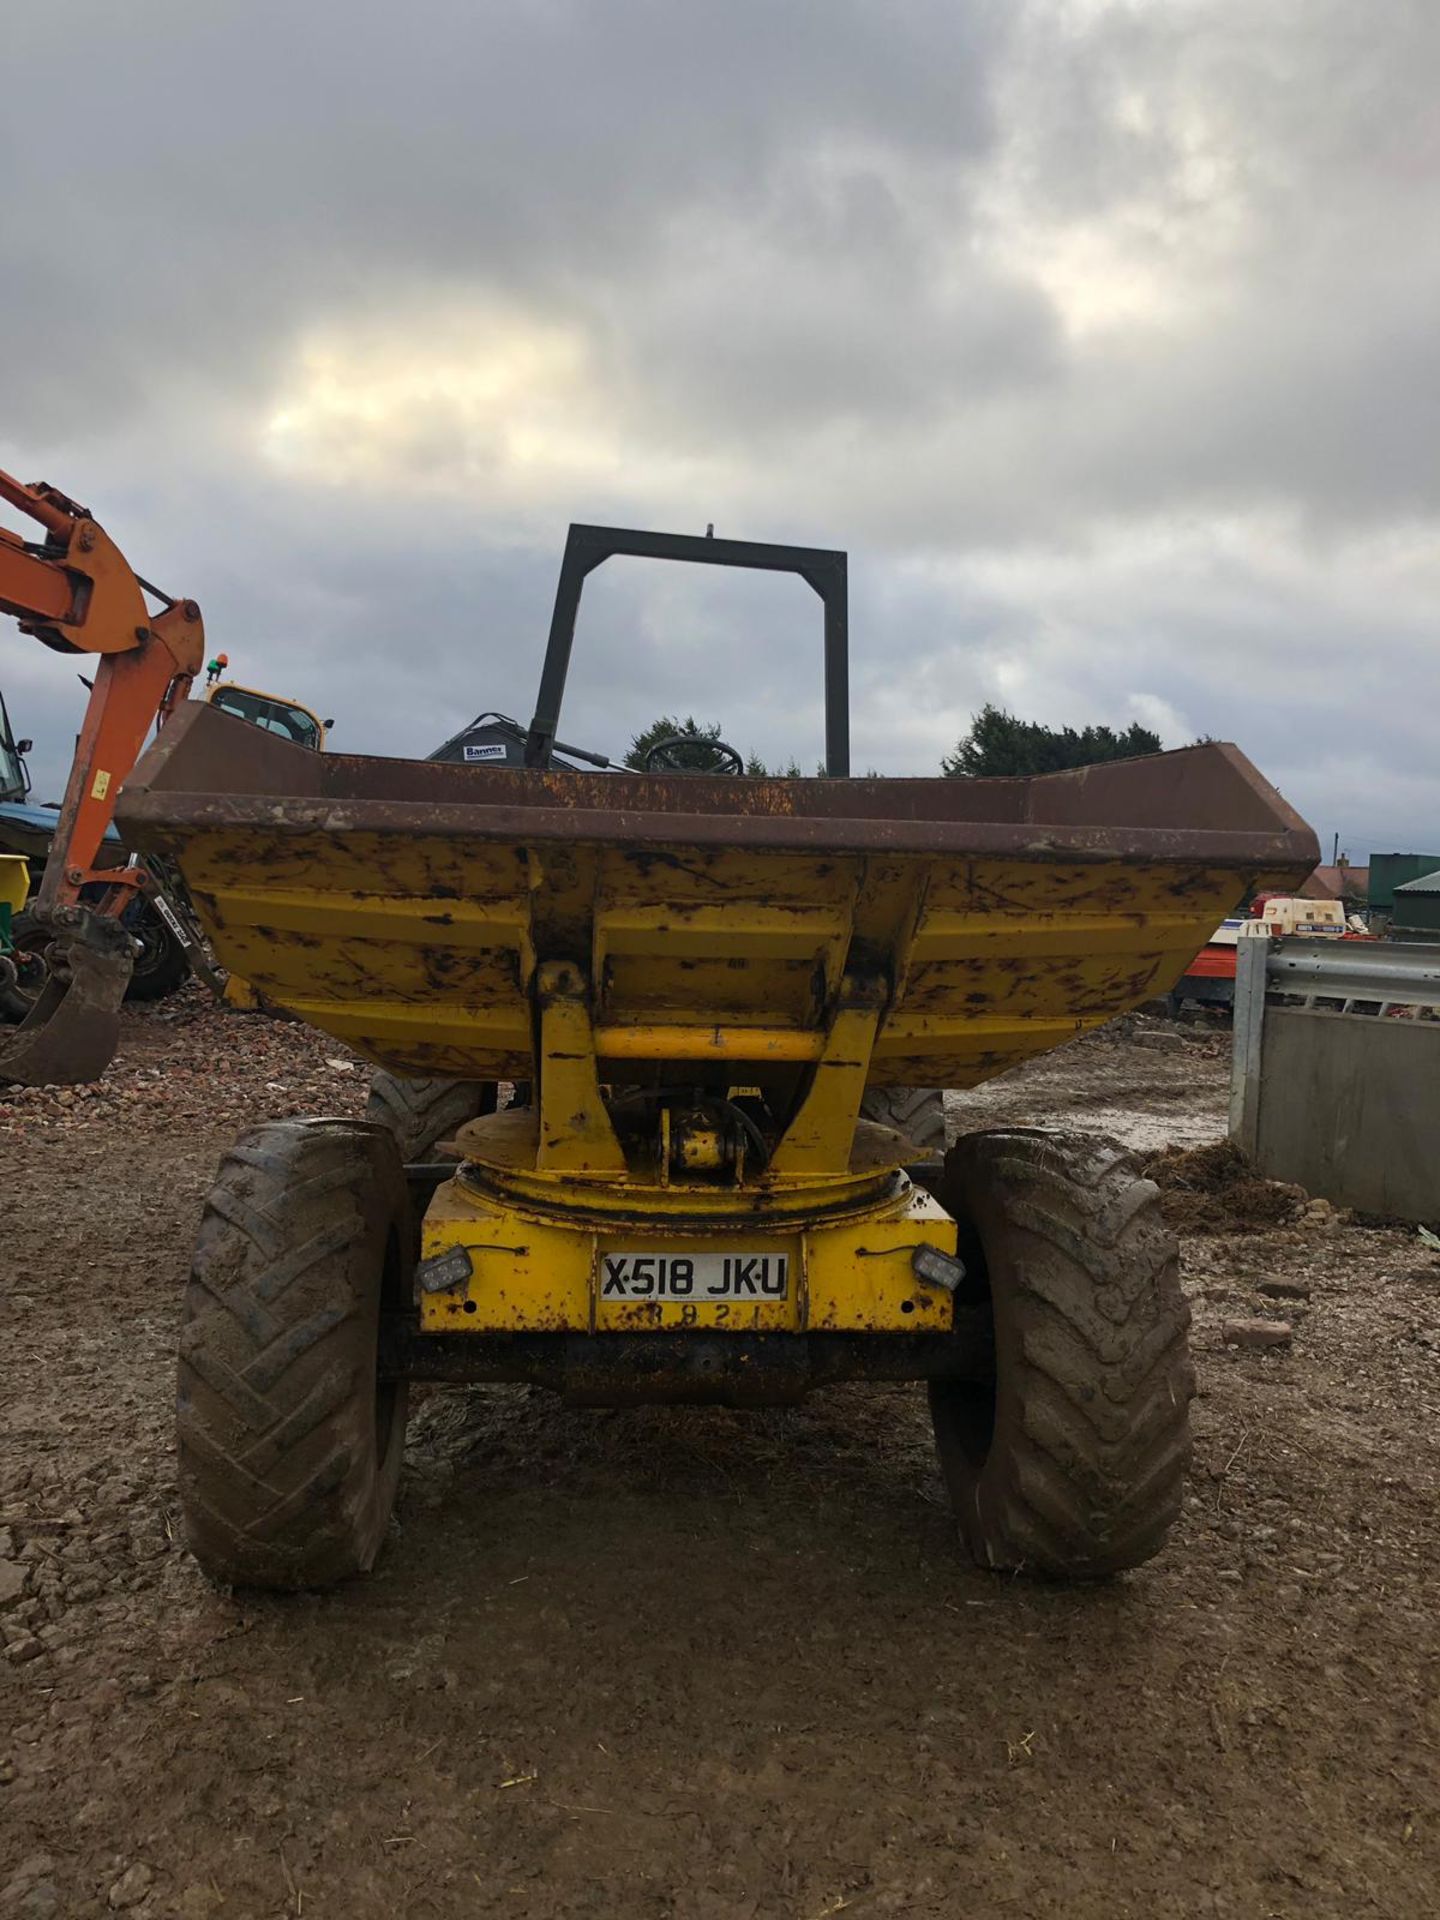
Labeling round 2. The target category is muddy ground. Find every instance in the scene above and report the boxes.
[2,1002,1438,1918]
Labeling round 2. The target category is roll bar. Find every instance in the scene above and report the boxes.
[524,524,850,776]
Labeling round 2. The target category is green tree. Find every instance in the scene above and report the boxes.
[942,703,1163,778]
[624,715,735,773]
[625,717,823,778]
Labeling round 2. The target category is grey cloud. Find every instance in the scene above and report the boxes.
[0,1,1009,436]
[2,0,1438,867]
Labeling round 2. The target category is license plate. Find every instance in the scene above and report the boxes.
[151,892,193,947]
[600,1251,790,1301]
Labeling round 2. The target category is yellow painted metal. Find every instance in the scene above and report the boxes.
[449,1108,910,1211]
[205,680,329,751]
[0,852,30,919]
[164,826,1307,1089]
[420,1133,957,1336]
[595,1024,824,1063]
[672,1121,726,1174]
[768,975,885,1175]
[533,959,626,1174]
[220,973,264,1011]
[172,827,536,1077]
[133,746,1313,1353]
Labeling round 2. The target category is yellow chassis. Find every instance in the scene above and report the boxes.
[420,1131,956,1336]
[417,959,958,1338]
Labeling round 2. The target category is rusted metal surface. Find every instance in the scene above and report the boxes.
[115,705,1319,1092]
[119,703,1318,870]
[0,906,132,1085]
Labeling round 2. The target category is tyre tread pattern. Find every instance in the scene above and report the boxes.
[365,1070,494,1162]
[933,1127,1193,1578]
[177,1118,408,1589]
[859,1085,947,1153]
[121,902,190,1002]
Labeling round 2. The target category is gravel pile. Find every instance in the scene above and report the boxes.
[0,986,372,1139]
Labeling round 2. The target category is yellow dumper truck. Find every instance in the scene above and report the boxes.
[118,525,1318,1590]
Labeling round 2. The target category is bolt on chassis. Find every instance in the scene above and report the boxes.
[117,524,1319,1589]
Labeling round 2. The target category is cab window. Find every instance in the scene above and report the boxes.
[0,695,27,800]
[210,686,322,750]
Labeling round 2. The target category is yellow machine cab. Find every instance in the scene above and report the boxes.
[205,678,330,752]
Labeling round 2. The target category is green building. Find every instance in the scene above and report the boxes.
[1390,868,1440,939]
[1369,852,1440,914]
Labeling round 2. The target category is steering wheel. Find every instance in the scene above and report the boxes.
[641,734,746,776]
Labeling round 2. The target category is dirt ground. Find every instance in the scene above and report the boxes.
[2,1001,1438,1919]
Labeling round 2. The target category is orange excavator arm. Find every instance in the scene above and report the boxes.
[0,469,206,1086]
[0,468,205,914]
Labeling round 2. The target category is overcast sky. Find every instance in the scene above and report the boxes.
[3,0,1437,860]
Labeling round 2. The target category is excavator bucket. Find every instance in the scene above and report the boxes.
[0,905,133,1087]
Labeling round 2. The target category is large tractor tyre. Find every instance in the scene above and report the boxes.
[860,1085,947,1154]
[0,959,26,1024]
[178,1118,412,1590]
[365,1069,497,1163]
[121,899,190,1002]
[0,910,54,1023]
[1,900,187,1017]
[930,1128,1193,1579]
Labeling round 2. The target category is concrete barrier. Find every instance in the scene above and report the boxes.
[1230,935,1440,1222]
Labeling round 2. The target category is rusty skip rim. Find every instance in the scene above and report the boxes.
[116,702,1320,870]
[118,789,1318,868]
